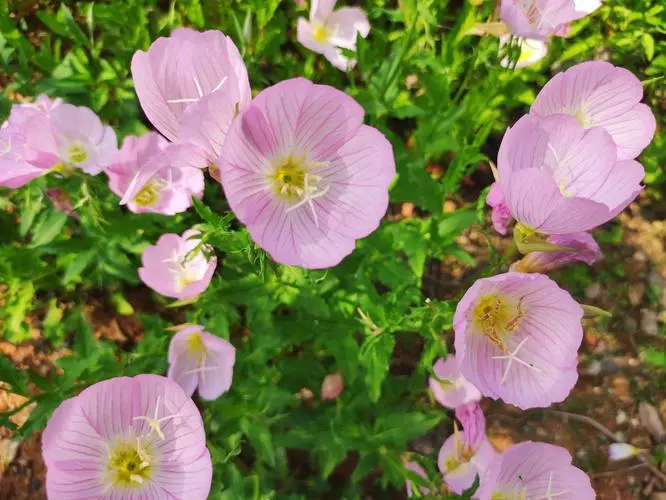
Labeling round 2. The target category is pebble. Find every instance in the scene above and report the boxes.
[641,309,659,336]
[585,283,602,300]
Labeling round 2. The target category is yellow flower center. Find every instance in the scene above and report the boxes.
[106,437,153,488]
[471,294,525,350]
[50,162,75,176]
[270,156,308,201]
[67,143,88,164]
[186,332,208,356]
[312,24,329,43]
[491,489,527,500]
[133,182,162,207]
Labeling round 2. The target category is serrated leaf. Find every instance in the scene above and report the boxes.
[360,334,395,402]
[30,210,68,247]
[0,354,28,396]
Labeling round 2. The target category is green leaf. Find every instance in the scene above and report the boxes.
[642,33,655,61]
[0,354,28,396]
[241,419,276,468]
[60,4,90,47]
[73,311,95,358]
[192,196,221,226]
[360,334,395,402]
[29,210,68,247]
[63,247,97,284]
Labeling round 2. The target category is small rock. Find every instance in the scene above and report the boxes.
[583,360,602,376]
[628,283,646,306]
[641,309,659,336]
[600,357,620,375]
[639,402,666,442]
[585,283,602,300]
[650,493,666,500]
[616,410,628,425]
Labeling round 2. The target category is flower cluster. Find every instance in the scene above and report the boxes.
[407,59,655,497]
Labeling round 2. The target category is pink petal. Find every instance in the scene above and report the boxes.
[311,0,337,20]
[327,7,370,50]
[197,332,236,400]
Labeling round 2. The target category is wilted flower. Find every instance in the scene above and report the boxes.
[131,28,250,152]
[139,229,217,300]
[510,232,601,273]
[428,355,481,410]
[168,324,236,400]
[404,460,430,498]
[438,404,496,494]
[107,133,204,215]
[44,188,79,219]
[486,182,512,235]
[499,35,548,68]
[608,443,641,461]
[297,0,370,71]
[321,371,344,400]
[219,78,395,269]
[477,441,594,500]
[499,0,588,40]
[454,272,583,409]
[498,114,644,235]
[531,61,656,160]
[42,374,212,499]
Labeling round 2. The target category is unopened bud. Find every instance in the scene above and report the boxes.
[321,371,344,401]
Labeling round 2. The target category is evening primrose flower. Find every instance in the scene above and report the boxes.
[168,325,236,400]
[139,229,217,300]
[477,441,594,500]
[42,375,212,499]
[499,0,588,40]
[608,443,642,461]
[510,232,601,273]
[438,403,496,494]
[131,28,250,144]
[297,0,370,71]
[108,133,204,215]
[486,182,513,235]
[498,114,644,235]
[219,78,395,269]
[428,355,481,410]
[454,272,583,409]
[531,61,656,160]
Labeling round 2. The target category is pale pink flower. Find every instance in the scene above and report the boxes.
[429,356,482,410]
[499,35,548,68]
[477,441,594,500]
[608,443,641,461]
[168,325,236,400]
[498,114,644,235]
[3,94,63,128]
[219,78,395,269]
[575,0,602,13]
[499,0,587,40]
[321,371,344,400]
[404,460,430,498]
[42,374,212,499]
[486,182,513,235]
[0,122,48,188]
[510,231,601,273]
[131,28,251,146]
[107,133,204,215]
[438,404,496,494]
[139,229,217,300]
[297,0,370,71]
[454,272,583,409]
[531,61,656,160]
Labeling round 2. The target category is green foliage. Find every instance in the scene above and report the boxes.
[0,0,664,497]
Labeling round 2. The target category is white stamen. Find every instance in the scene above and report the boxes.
[285,173,330,228]
[193,77,204,98]
[492,336,543,385]
[166,97,200,104]
[540,471,569,499]
[130,474,144,484]
[132,396,182,440]
[211,76,228,93]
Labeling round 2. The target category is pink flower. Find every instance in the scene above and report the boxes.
[499,35,549,68]
[429,356,482,410]
[168,325,236,400]
[477,441,594,500]
[3,94,62,128]
[321,371,344,400]
[499,0,587,40]
[438,404,496,494]
[531,61,656,160]
[454,272,583,409]
[34,103,118,175]
[131,28,251,154]
[498,114,644,235]
[219,78,395,269]
[404,460,430,498]
[297,0,370,71]
[42,374,212,499]
[0,122,48,188]
[107,133,204,215]
[486,182,513,235]
[139,229,217,300]
[510,231,601,273]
